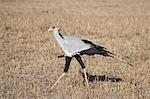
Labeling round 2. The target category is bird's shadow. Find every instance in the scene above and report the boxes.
[80,72,122,83]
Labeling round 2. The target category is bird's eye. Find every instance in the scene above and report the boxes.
[58,29,61,31]
[52,26,55,29]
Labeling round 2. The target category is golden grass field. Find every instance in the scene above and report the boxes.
[0,0,150,98]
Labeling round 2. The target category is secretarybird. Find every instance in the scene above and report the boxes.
[48,26,132,92]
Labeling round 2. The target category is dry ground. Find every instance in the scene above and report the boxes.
[0,0,150,98]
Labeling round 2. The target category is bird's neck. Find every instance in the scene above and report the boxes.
[53,30,66,51]
[53,30,64,41]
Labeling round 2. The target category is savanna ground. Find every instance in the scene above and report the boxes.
[0,0,150,98]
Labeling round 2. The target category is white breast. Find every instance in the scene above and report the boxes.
[62,36,91,56]
[53,29,91,57]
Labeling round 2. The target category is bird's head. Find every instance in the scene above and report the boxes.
[48,26,60,32]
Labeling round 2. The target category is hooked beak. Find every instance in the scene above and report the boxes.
[48,28,52,32]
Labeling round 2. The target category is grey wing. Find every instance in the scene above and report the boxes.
[63,36,91,55]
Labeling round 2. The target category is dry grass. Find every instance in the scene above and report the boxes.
[0,0,150,98]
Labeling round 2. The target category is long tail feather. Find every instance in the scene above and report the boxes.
[57,49,133,66]
[107,52,133,66]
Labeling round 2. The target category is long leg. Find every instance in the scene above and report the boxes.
[49,56,72,92]
[49,73,66,91]
[75,55,89,90]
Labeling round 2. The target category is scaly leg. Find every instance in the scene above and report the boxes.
[75,55,90,90]
[83,68,90,90]
[49,73,66,92]
[49,56,72,92]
